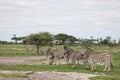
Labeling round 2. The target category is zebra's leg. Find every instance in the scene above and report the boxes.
[107,65,110,71]
[57,58,61,65]
[72,59,76,69]
[107,61,111,71]
[93,62,96,71]
[91,61,96,71]
[49,56,54,65]
[83,59,88,69]
[77,60,79,64]
[66,57,69,65]
[91,61,94,71]
[54,57,58,65]
[104,62,108,71]
[86,61,89,69]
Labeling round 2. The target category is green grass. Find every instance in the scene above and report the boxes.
[0,44,44,57]
[0,64,116,73]
[0,64,101,74]
[0,45,120,80]
[0,45,39,57]
[0,64,119,80]
[0,64,80,72]
[0,73,28,78]
[27,59,46,62]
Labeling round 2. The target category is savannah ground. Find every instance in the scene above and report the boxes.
[0,44,120,80]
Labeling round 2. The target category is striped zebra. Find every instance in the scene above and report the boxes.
[64,46,86,69]
[82,47,113,71]
[49,49,65,65]
[64,46,74,64]
[40,48,51,57]
[26,46,35,54]
[71,51,84,69]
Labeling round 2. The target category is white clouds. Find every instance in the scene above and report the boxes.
[0,0,120,41]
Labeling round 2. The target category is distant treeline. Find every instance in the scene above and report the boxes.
[0,32,120,47]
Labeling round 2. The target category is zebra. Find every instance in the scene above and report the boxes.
[71,51,84,69]
[63,46,74,64]
[26,46,35,54]
[40,48,51,57]
[64,46,86,69]
[82,47,113,71]
[49,49,65,65]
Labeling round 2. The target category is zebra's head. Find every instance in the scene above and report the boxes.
[82,47,94,58]
[63,46,74,56]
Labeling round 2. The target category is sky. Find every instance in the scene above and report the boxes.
[0,0,120,41]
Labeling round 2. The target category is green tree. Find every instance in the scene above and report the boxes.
[53,33,77,45]
[25,32,53,54]
[67,35,77,44]
[53,33,68,45]
[11,34,23,44]
[101,39,109,45]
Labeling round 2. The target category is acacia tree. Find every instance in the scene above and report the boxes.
[53,33,68,45]
[11,34,24,44]
[53,33,77,45]
[67,35,77,44]
[25,32,53,54]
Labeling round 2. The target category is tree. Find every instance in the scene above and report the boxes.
[11,34,23,44]
[67,35,77,44]
[25,32,53,54]
[101,39,109,45]
[53,33,68,45]
[118,38,120,44]
[90,36,93,40]
[80,39,93,47]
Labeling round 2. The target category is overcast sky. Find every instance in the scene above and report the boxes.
[0,0,120,41]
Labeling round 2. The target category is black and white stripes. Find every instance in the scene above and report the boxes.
[83,47,113,71]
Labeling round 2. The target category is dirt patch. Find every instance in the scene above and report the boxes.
[29,71,98,80]
[0,57,98,80]
[0,70,32,75]
[0,77,28,80]
[0,70,98,80]
[0,56,49,65]
[0,56,69,65]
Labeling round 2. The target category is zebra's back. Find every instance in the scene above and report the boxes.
[88,52,111,63]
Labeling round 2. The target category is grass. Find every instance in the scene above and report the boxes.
[0,64,119,80]
[0,73,28,78]
[0,44,120,80]
[0,64,96,74]
[0,45,39,57]
[27,59,46,62]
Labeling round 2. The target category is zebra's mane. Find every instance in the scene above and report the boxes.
[86,47,94,51]
[85,47,95,53]
[64,46,73,51]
